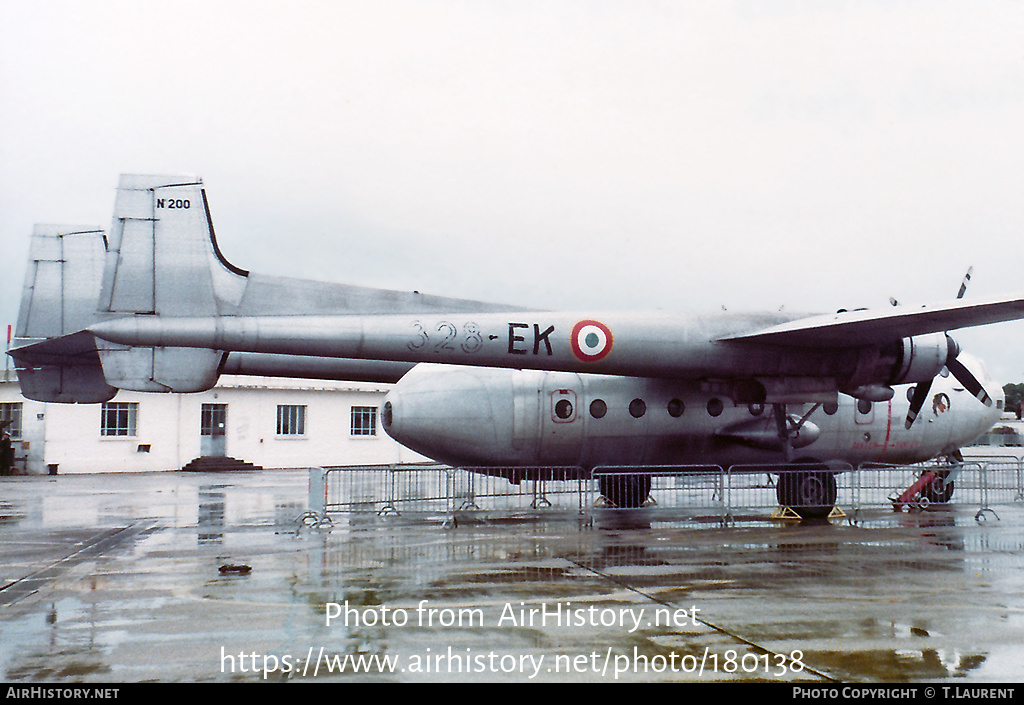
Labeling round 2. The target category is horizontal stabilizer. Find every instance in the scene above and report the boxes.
[95,339,223,393]
[17,363,117,404]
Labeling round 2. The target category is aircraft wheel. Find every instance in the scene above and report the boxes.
[921,474,954,504]
[599,474,652,508]
[776,469,837,519]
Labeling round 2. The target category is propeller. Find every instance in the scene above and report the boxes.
[904,267,992,429]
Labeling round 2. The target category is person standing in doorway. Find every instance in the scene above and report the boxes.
[0,432,12,476]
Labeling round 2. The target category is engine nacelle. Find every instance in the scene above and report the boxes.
[890,332,952,385]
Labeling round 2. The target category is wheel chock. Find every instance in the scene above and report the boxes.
[772,506,803,520]
[771,506,845,520]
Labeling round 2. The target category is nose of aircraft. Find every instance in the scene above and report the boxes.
[382,364,514,466]
[954,353,1003,434]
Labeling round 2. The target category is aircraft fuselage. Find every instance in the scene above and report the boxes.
[382,358,1000,473]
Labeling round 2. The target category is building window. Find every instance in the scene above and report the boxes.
[277,405,306,436]
[351,406,377,436]
[101,402,138,437]
[0,403,22,440]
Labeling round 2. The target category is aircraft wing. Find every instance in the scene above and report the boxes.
[720,295,1024,347]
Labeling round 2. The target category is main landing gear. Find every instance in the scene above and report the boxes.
[775,467,838,519]
[598,473,652,508]
[769,402,839,519]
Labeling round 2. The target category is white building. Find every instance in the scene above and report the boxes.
[0,375,425,475]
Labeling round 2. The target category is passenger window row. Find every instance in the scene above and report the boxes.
[587,397,716,419]
[585,398,842,420]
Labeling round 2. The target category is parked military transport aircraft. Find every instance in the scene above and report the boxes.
[10,174,1022,516]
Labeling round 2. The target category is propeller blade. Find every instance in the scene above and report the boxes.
[947,357,993,407]
[957,266,974,300]
[905,379,933,429]
[905,271,981,429]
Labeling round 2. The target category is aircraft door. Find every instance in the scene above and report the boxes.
[512,370,542,460]
[540,373,583,465]
[201,403,227,457]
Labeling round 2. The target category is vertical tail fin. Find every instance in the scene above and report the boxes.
[99,174,248,316]
[93,175,248,392]
[17,225,107,340]
[11,226,117,402]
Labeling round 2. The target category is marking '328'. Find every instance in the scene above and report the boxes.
[408,321,484,354]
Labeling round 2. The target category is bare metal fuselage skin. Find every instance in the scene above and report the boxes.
[381,361,999,474]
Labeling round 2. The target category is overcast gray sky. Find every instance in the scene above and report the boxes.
[3,1,1024,382]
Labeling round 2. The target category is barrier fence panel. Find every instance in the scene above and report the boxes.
[962,455,1024,507]
[306,465,589,525]
[319,464,452,519]
[448,467,589,522]
[305,458,1024,527]
[726,463,856,521]
[590,466,727,520]
[853,462,968,514]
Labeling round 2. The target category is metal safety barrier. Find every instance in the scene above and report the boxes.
[304,464,588,528]
[302,457,1024,528]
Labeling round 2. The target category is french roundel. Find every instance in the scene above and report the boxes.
[570,320,613,362]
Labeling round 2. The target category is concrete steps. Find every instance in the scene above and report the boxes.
[181,456,263,472]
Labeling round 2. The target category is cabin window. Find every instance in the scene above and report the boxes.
[748,403,763,416]
[629,398,646,418]
[707,398,724,417]
[667,398,685,418]
[590,399,607,419]
[555,399,574,420]
[823,401,838,415]
[857,399,873,415]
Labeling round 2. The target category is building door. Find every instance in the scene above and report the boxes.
[201,404,227,457]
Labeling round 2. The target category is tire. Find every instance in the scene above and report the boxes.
[776,470,837,519]
[599,474,652,508]
[920,474,954,504]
